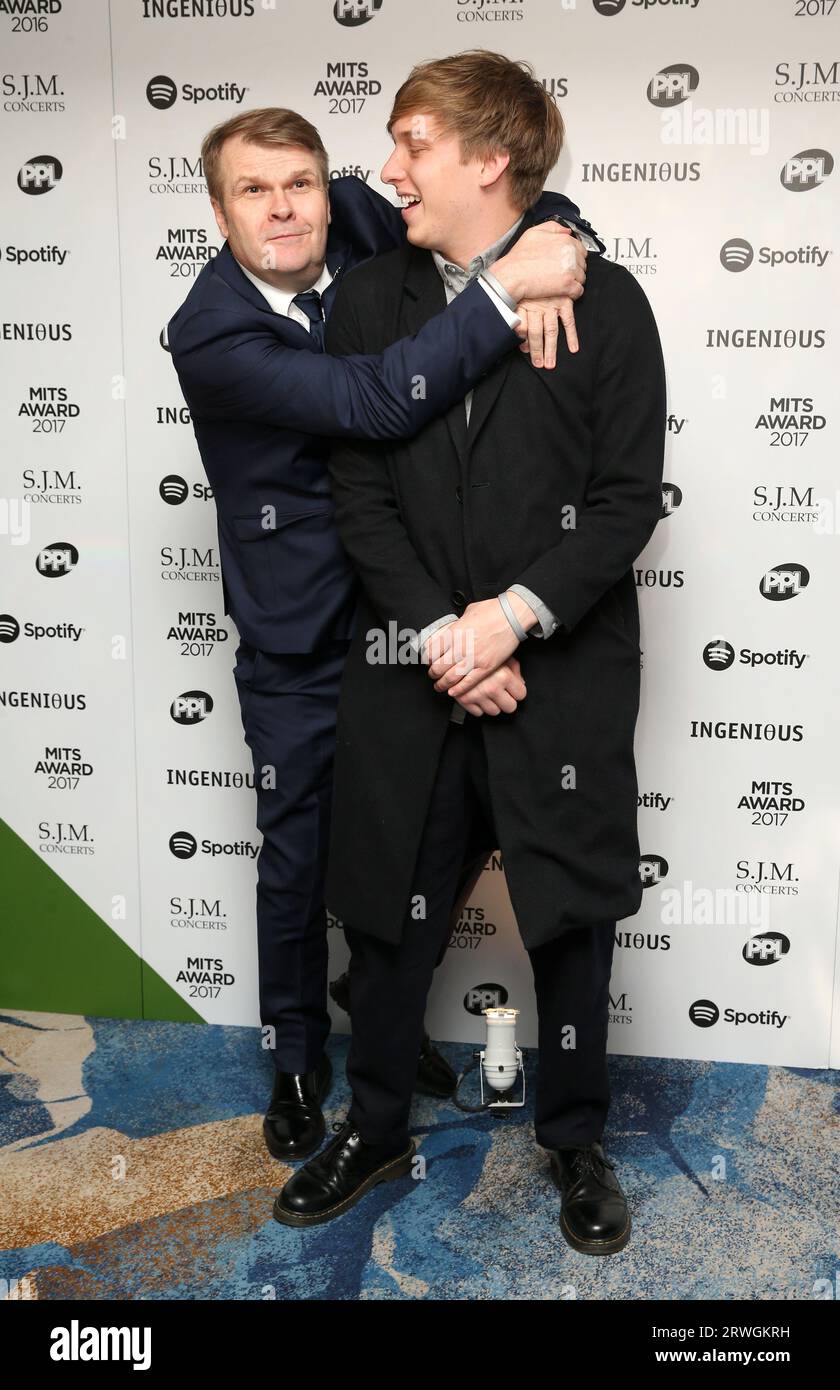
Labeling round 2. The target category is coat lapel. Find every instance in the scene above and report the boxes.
[402,245,468,464]
[463,207,537,451]
[400,209,538,460]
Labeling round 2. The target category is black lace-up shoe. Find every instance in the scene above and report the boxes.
[263,1052,332,1162]
[329,971,457,1098]
[272,1118,415,1227]
[549,1140,631,1254]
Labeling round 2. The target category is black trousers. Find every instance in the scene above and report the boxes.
[345,715,617,1152]
[233,638,350,1074]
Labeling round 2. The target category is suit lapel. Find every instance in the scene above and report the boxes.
[321,241,350,318]
[213,241,280,315]
[214,241,342,349]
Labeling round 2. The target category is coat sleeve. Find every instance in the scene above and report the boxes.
[530,189,606,253]
[324,280,455,635]
[168,273,517,441]
[326,175,406,259]
[509,266,666,634]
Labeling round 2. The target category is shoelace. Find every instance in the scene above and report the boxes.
[308,1120,363,1193]
[569,1145,615,1179]
[303,1120,353,1180]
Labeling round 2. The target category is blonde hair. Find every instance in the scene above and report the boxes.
[388,50,564,211]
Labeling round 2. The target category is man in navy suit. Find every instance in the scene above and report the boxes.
[165,105,603,1163]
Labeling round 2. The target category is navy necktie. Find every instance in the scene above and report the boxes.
[292,289,325,351]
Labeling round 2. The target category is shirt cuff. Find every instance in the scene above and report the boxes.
[507,585,560,640]
[477,272,522,328]
[412,613,458,656]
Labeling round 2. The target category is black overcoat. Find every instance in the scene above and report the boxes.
[323,211,667,950]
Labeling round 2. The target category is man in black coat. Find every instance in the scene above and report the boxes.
[274,53,666,1252]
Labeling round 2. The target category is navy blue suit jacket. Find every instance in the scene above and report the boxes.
[165,175,602,653]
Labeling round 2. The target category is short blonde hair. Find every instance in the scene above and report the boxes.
[201,107,329,206]
[388,50,564,211]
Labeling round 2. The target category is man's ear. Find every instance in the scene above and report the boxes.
[478,149,511,191]
[210,196,229,240]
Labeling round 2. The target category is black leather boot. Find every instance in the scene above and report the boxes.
[549,1140,631,1255]
[273,1118,415,1226]
[329,971,457,1098]
[263,1052,332,1162]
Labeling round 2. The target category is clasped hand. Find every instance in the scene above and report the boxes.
[421,599,527,717]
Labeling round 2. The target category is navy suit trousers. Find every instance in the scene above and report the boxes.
[233,638,350,1073]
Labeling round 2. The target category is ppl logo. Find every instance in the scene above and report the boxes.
[333,0,383,24]
[464,983,508,1015]
[759,563,809,600]
[743,932,790,966]
[780,149,833,192]
[36,542,78,578]
[647,64,699,108]
[639,854,668,886]
[170,691,213,725]
[661,482,682,516]
[18,155,62,194]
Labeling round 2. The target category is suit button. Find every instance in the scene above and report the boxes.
[455,485,463,503]
[452,589,467,613]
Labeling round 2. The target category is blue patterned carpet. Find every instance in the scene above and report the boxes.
[0,1010,837,1300]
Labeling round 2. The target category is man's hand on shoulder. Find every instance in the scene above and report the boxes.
[493,223,588,365]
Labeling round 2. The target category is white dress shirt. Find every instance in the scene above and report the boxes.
[234,257,334,328]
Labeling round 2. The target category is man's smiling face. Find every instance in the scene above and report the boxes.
[380,112,485,259]
[210,134,331,290]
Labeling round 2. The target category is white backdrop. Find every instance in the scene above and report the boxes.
[2,0,839,1068]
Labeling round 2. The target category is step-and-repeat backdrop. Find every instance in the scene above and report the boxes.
[2,0,839,1068]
